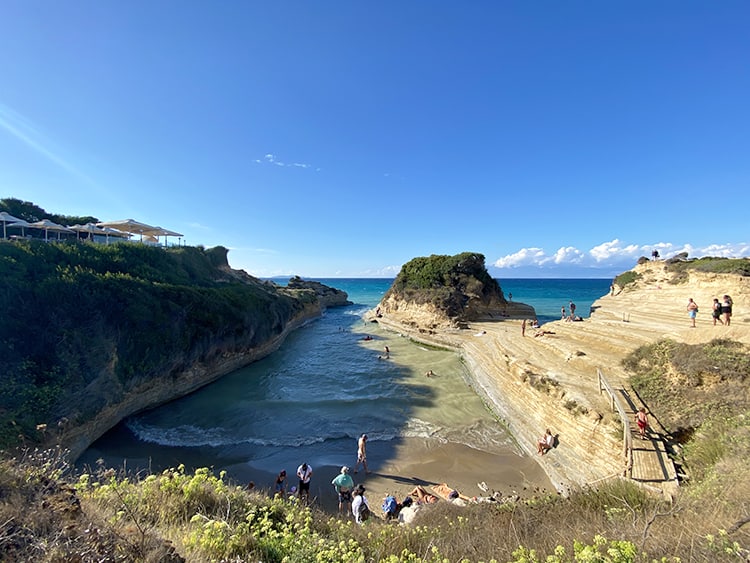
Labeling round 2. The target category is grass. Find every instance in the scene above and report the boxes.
[1,440,748,562]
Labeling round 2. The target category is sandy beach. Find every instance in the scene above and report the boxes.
[220,433,553,515]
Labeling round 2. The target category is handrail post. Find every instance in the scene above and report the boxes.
[597,368,633,481]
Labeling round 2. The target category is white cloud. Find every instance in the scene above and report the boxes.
[550,246,585,264]
[255,153,317,171]
[494,240,750,271]
[494,247,546,268]
[589,239,640,262]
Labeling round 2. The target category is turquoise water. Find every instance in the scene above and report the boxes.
[497,278,611,324]
[78,278,609,492]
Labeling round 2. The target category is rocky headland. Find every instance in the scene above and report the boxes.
[369,256,750,495]
[286,275,352,307]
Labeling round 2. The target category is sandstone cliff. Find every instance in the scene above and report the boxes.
[370,259,749,494]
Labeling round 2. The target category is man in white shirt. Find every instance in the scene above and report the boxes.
[296,462,313,501]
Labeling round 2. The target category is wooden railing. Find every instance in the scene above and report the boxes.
[597,368,633,478]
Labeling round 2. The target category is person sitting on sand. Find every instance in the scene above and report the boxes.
[408,485,439,504]
[537,429,554,455]
[425,369,434,377]
[398,496,420,524]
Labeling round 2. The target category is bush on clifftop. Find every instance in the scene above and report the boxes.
[385,252,506,319]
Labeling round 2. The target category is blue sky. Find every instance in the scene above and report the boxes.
[1,1,748,278]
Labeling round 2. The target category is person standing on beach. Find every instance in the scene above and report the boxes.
[569,301,576,318]
[331,466,354,514]
[354,434,369,474]
[296,462,313,502]
[687,298,699,327]
[521,318,526,337]
[384,346,390,359]
[561,306,566,319]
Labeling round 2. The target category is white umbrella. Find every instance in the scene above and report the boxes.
[142,226,184,246]
[99,226,131,244]
[0,211,23,239]
[70,223,107,241]
[97,219,158,242]
[29,219,75,242]
[6,218,31,237]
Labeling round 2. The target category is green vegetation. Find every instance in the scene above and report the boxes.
[613,270,641,289]
[624,339,750,432]
[0,239,313,449]
[623,338,750,548]
[1,447,746,562]
[386,252,505,319]
[1,196,99,226]
[663,257,750,284]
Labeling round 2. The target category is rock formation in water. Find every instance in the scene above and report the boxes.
[286,276,352,307]
[377,252,534,330]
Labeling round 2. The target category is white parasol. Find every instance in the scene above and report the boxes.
[0,211,23,239]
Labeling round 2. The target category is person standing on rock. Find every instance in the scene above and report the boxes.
[712,298,724,326]
[722,295,733,326]
[687,298,699,328]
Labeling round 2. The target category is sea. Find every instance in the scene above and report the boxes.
[77,278,610,490]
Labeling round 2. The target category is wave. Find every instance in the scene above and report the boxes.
[125,416,505,451]
[126,419,350,448]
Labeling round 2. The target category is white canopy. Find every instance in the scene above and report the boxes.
[0,211,23,239]
[29,219,75,242]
